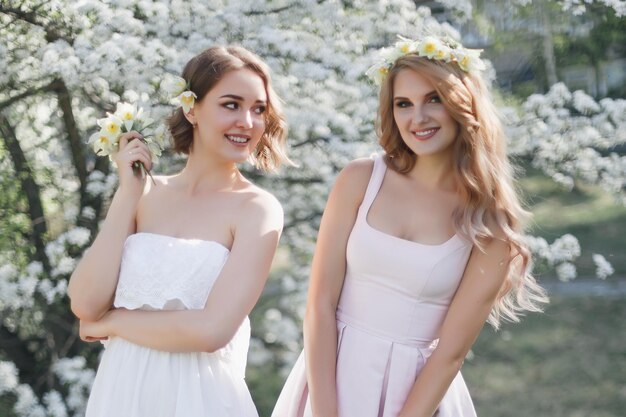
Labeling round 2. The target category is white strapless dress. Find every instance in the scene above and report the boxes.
[85,232,258,417]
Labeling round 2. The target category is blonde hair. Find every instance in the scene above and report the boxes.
[376,55,548,328]
[167,45,290,172]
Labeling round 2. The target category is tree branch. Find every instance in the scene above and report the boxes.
[0,324,39,386]
[52,78,88,195]
[0,112,51,273]
[0,3,73,44]
[244,4,296,16]
[0,79,58,111]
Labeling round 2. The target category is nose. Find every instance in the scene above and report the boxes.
[412,104,430,125]
[237,110,254,129]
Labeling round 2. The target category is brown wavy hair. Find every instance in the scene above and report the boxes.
[376,55,548,328]
[166,45,290,172]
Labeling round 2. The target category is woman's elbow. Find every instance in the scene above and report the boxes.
[69,298,106,322]
[201,327,235,353]
[434,347,466,373]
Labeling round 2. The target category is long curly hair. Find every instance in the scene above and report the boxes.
[376,55,548,328]
[167,45,290,172]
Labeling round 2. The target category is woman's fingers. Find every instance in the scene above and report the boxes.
[84,336,109,342]
[79,320,110,342]
[118,131,143,150]
[115,132,153,172]
[131,149,153,172]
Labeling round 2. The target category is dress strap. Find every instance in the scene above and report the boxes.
[360,154,387,213]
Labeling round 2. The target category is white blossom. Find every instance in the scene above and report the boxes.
[550,234,581,264]
[0,361,19,395]
[81,206,97,220]
[66,227,92,247]
[592,254,615,280]
[43,391,68,417]
[556,262,577,282]
[14,385,46,417]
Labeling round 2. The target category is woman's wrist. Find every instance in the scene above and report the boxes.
[104,309,122,337]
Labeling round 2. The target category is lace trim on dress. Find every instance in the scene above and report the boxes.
[114,233,229,310]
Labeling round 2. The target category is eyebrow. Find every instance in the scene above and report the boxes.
[219,94,266,104]
[393,90,438,100]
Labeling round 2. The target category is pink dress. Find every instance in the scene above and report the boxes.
[272,155,477,417]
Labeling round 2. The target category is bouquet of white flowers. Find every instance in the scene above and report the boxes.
[88,102,166,184]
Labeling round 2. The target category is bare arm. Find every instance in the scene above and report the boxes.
[68,133,151,321]
[304,159,372,417]
[398,233,511,417]
[80,192,283,352]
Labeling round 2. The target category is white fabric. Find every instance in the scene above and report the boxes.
[86,232,258,417]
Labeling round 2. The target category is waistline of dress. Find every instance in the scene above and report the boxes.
[336,312,438,350]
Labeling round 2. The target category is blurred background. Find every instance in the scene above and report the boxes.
[0,1,624,416]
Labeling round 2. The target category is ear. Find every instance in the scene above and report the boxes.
[183,107,196,126]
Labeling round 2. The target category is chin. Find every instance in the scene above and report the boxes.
[227,152,252,164]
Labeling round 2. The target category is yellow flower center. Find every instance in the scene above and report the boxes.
[460,56,470,67]
[378,67,389,75]
[181,95,194,105]
[424,43,436,53]
[400,44,410,53]
[122,112,133,120]
[98,136,108,143]
[106,123,119,134]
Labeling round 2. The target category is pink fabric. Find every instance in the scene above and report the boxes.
[273,155,477,417]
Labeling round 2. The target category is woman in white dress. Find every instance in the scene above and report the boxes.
[68,45,290,417]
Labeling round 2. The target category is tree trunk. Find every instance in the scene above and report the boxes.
[0,113,51,273]
[540,1,558,87]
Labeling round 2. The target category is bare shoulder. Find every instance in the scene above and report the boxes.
[237,182,284,230]
[139,174,174,197]
[479,214,510,250]
[337,157,374,183]
[332,157,375,205]
[134,175,175,214]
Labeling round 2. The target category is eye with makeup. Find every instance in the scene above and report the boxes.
[222,101,240,110]
[394,99,413,109]
[427,94,442,104]
[221,101,266,115]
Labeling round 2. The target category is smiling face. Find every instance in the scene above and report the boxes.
[188,68,267,163]
[392,68,459,160]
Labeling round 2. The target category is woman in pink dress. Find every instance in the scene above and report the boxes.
[272,36,548,417]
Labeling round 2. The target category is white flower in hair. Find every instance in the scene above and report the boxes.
[434,44,452,62]
[454,48,486,72]
[365,62,390,86]
[177,91,198,114]
[161,73,197,113]
[366,34,486,86]
[418,36,443,59]
[161,74,187,99]
[379,46,404,64]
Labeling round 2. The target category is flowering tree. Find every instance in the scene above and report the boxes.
[0,0,623,416]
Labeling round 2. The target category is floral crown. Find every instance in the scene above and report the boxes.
[366,35,486,85]
[161,74,197,113]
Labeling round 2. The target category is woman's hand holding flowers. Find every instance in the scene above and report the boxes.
[114,132,153,195]
[89,102,166,186]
